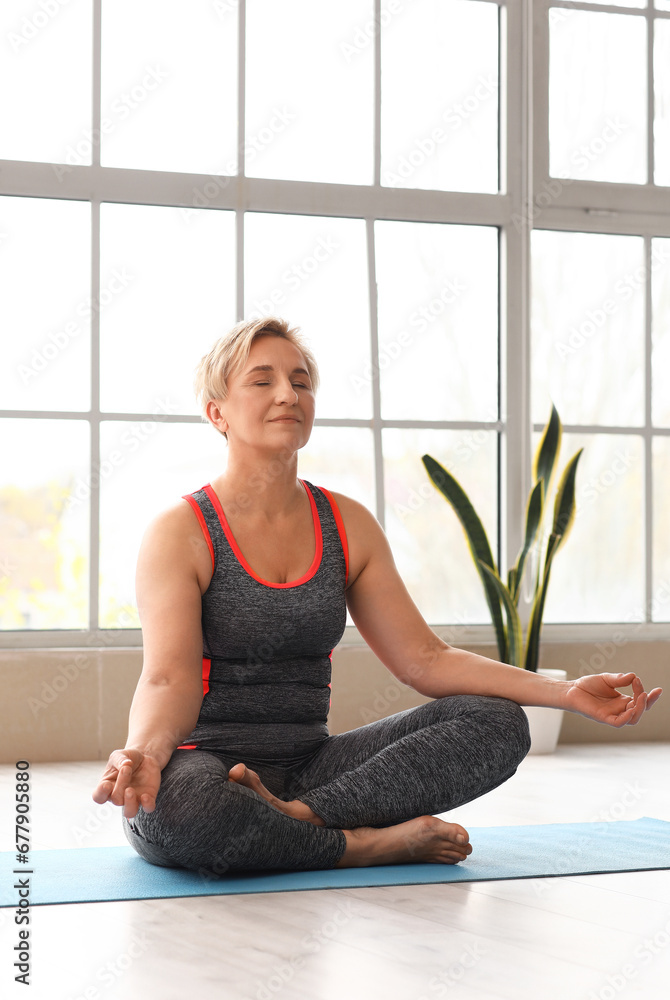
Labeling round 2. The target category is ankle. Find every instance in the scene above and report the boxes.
[334,829,369,868]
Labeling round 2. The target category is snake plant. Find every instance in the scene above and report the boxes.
[421,404,583,670]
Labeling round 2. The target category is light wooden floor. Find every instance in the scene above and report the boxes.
[1,744,669,1000]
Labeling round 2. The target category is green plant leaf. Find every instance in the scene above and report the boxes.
[550,447,584,553]
[532,403,562,497]
[510,477,545,604]
[523,448,584,671]
[523,534,560,672]
[479,561,523,667]
[422,453,508,663]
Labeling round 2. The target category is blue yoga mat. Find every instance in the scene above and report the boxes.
[1,817,668,907]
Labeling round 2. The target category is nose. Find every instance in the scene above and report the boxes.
[275,378,299,403]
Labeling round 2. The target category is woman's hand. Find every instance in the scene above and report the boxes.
[563,672,662,727]
[92,748,163,820]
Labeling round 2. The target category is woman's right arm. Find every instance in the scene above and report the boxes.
[92,503,209,819]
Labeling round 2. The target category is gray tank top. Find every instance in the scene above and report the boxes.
[175,479,349,767]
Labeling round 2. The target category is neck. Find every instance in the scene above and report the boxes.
[211,444,303,519]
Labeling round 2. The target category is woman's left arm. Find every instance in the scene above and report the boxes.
[339,495,662,729]
[407,644,662,728]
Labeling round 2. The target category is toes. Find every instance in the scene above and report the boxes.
[442,848,469,862]
[228,763,253,784]
[227,764,278,802]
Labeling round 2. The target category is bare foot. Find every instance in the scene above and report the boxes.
[227,764,471,867]
[227,763,325,825]
[335,815,473,868]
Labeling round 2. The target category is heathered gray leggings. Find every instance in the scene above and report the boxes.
[122,694,531,876]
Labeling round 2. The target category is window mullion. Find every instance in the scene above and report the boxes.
[236,1,246,320]
[88,1,102,632]
[532,0,551,210]
[501,0,534,629]
[92,0,101,169]
[645,236,653,623]
[647,5,654,187]
[366,218,384,530]
[89,198,101,632]
[374,0,381,187]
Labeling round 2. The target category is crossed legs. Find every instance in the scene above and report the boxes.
[122,695,531,875]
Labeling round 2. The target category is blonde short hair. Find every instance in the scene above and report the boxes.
[194,316,320,440]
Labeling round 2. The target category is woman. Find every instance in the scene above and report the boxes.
[92,316,662,876]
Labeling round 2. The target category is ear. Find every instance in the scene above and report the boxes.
[206,399,228,434]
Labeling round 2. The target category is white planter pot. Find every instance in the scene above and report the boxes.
[522,668,567,755]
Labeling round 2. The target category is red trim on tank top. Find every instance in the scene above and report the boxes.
[182,493,215,572]
[202,480,323,589]
[202,656,211,695]
[175,656,211,749]
[318,486,349,587]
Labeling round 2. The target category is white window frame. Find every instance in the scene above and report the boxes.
[529,0,670,645]
[1,0,668,649]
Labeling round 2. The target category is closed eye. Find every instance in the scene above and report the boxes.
[252,381,309,388]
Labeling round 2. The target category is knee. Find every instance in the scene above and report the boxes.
[128,775,233,878]
[434,693,531,764]
[496,698,532,763]
[128,754,221,842]
[461,694,531,765]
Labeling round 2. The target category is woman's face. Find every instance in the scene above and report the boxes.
[216,335,316,451]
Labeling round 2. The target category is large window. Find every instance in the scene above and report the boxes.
[1,0,669,647]
[531,0,670,629]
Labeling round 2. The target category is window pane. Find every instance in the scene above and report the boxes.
[0,197,90,411]
[300,426,375,511]
[381,0,498,193]
[244,213,371,420]
[0,420,89,630]
[383,428,498,625]
[99,203,236,414]
[531,231,644,427]
[549,10,646,183]
[654,21,670,187]
[299,425,376,628]
[375,221,498,422]
[0,0,91,163]
[652,238,670,427]
[100,0,237,173]
[656,0,670,11]
[537,432,644,623]
[652,437,670,622]
[99,422,376,628]
[99,422,229,627]
[245,0,373,184]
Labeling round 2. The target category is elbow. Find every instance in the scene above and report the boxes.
[140,672,178,687]
[399,640,449,696]
[139,664,202,690]
[396,661,436,697]
[136,671,204,711]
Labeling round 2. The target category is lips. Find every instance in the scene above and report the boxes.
[270,416,299,422]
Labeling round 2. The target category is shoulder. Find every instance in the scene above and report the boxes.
[137,498,213,591]
[141,498,204,541]
[321,489,375,527]
[318,489,391,589]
